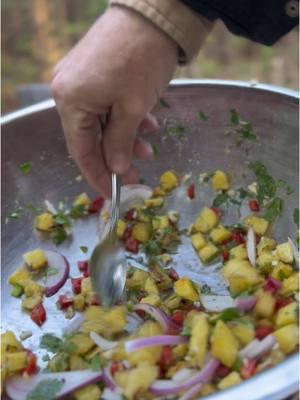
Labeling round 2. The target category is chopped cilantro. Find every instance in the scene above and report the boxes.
[250,162,277,204]
[26,203,43,214]
[80,246,88,254]
[8,207,22,220]
[19,161,32,174]
[40,333,77,354]
[50,227,68,245]
[143,240,162,257]
[203,172,214,183]
[54,212,71,227]
[159,98,170,108]
[69,204,87,219]
[232,357,243,372]
[237,187,253,199]
[212,192,230,207]
[214,307,241,323]
[167,124,185,141]
[88,354,103,371]
[278,270,286,281]
[181,325,191,336]
[201,284,212,294]
[46,267,59,277]
[27,379,64,400]
[151,144,159,157]
[230,109,240,125]
[198,111,208,121]
[140,208,156,218]
[229,110,257,144]
[263,197,283,222]
[293,208,299,229]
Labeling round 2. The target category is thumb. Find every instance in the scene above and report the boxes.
[103,106,143,175]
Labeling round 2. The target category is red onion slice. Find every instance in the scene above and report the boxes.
[102,366,118,391]
[125,335,187,353]
[133,304,178,333]
[40,250,70,297]
[178,382,204,400]
[239,334,276,359]
[246,228,256,267]
[235,295,257,311]
[90,332,118,351]
[200,295,256,312]
[172,368,195,383]
[288,237,299,268]
[6,370,102,400]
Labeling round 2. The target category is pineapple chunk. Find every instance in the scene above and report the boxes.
[243,215,269,236]
[280,273,299,297]
[1,331,23,353]
[191,232,207,250]
[273,324,299,354]
[173,344,188,359]
[69,354,87,371]
[48,353,69,372]
[271,262,294,281]
[69,334,95,355]
[211,320,239,367]
[126,270,148,290]
[275,302,298,327]
[275,242,294,264]
[164,294,182,310]
[254,289,276,318]
[212,170,230,191]
[138,321,162,337]
[144,277,159,295]
[22,295,42,311]
[35,212,54,231]
[144,198,164,208]
[73,193,91,207]
[217,371,242,390]
[257,251,273,271]
[132,222,152,243]
[74,384,101,400]
[82,306,127,336]
[174,278,199,301]
[24,281,43,297]
[73,294,85,312]
[198,242,219,264]
[153,186,167,197]
[200,384,216,396]
[23,249,47,271]
[8,268,31,288]
[140,294,161,307]
[188,313,209,367]
[257,237,276,255]
[81,277,93,297]
[5,352,28,372]
[160,170,178,191]
[223,260,260,295]
[115,362,159,400]
[230,321,255,346]
[194,207,219,233]
[209,225,232,244]
[230,245,247,260]
[116,220,127,239]
[152,216,169,230]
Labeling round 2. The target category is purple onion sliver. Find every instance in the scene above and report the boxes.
[133,303,178,333]
[268,276,282,290]
[102,367,117,391]
[43,251,70,297]
[125,335,187,353]
[235,295,257,312]
[178,382,204,400]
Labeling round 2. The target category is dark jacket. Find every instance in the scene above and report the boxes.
[182,0,299,45]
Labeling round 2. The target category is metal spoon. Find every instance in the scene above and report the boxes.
[90,173,127,306]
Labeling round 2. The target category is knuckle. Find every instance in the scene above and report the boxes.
[51,75,74,104]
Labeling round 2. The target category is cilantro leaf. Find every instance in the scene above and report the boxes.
[46,267,59,277]
[293,208,299,229]
[167,124,185,141]
[19,161,32,174]
[27,379,64,400]
[198,111,208,121]
[69,204,87,219]
[250,161,277,204]
[263,197,283,222]
[80,246,88,254]
[230,109,240,125]
[159,98,170,108]
[40,334,63,353]
[212,192,230,207]
[88,355,103,371]
[8,207,22,220]
[214,308,241,323]
[181,325,191,336]
[151,144,159,157]
[143,240,162,257]
[26,203,43,214]
[201,284,212,295]
[50,227,68,245]
[54,212,71,227]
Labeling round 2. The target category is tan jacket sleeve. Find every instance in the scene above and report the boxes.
[109,0,213,63]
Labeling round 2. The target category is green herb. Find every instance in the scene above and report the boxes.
[19,161,32,174]
[203,172,214,183]
[26,203,43,214]
[181,325,191,336]
[69,204,87,219]
[159,98,170,108]
[237,187,253,199]
[212,192,230,207]
[126,301,134,312]
[140,208,156,218]
[151,143,159,157]
[80,246,88,254]
[232,357,243,372]
[286,186,294,195]
[293,208,299,229]
[226,223,247,233]
[40,334,78,354]
[8,207,22,219]
[88,355,103,371]
[263,197,283,222]
[11,284,24,297]
[230,109,240,125]
[278,270,286,281]
[42,354,50,362]
[198,111,208,121]
[214,308,241,323]
[27,379,64,400]
[50,227,68,245]
[250,162,277,204]
[229,110,257,144]
[162,226,174,235]
[201,284,212,295]
[46,267,59,277]
[167,124,185,141]
[54,212,71,227]
[143,240,162,257]
[63,342,78,354]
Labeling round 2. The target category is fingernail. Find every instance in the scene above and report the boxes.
[110,154,130,174]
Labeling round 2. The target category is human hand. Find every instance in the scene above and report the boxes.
[51,6,177,197]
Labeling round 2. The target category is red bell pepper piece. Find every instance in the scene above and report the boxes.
[216,364,231,378]
[24,351,38,376]
[275,297,293,311]
[123,226,133,241]
[255,325,274,340]
[125,237,139,253]
[249,200,260,212]
[30,303,46,326]
[125,210,135,221]
[110,362,122,376]
[222,250,230,262]
[232,231,245,244]
[77,260,89,275]
[88,197,104,214]
[211,207,223,217]
[159,346,173,371]
[241,359,257,379]
[187,184,195,199]
[71,277,83,294]
[58,295,73,310]
[169,268,179,281]
[171,310,185,327]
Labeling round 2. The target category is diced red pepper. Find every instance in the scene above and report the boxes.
[77,260,89,275]
[275,297,293,311]
[30,303,46,326]
[249,200,260,212]
[165,325,179,335]
[71,277,83,294]
[125,237,139,253]
[58,295,73,310]
[255,325,274,340]
[187,184,195,199]
[221,235,233,245]
[232,231,245,244]
[241,359,257,379]
[24,351,38,376]
[110,362,122,376]
[211,207,223,217]
[135,310,145,319]
[171,310,185,327]
[263,277,281,295]
[159,346,173,371]
[125,210,135,221]
[169,268,179,281]
[215,364,231,378]
[88,197,104,214]
[123,226,133,241]
[222,250,230,262]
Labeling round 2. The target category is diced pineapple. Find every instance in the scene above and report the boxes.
[209,225,232,244]
[24,281,43,297]
[280,273,299,297]
[160,170,178,191]
[164,294,182,310]
[22,295,43,311]
[144,198,164,208]
[229,321,255,346]
[230,245,247,260]
[81,277,93,297]
[69,354,87,371]
[257,251,273,271]
[144,277,159,295]
[153,186,167,197]
[69,334,95,355]
[1,331,23,353]
[254,289,276,318]
[174,278,199,301]
[211,320,239,367]
[73,193,91,207]
[82,306,127,336]
[275,242,294,264]
[23,249,47,271]
[8,269,32,288]
[200,384,216,396]
[223,259,260,295]
[73,294,85,312]
[243,215,269,236]
[132,222,152,243]
[273,324,299,354]
[116,220,127,239]
[191,232,207,250]
[275,302,298,327]
[48,352,69,372]
[188,313,209,367]
[138,321,162,337]
[74,384,101,400]
[5,352,27,372]
[172,344,188,359]
[140,294,161,307]
[194,207,219,233]
[271,262,294,281]
[35,212,54,231]
[198,242,219,264]
[152,216,169,230]
[212,170,230,191]
[217,371,242,390]
[126,270,148,290]
[257,237,276,255]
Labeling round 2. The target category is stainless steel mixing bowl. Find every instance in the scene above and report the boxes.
[1,80,299,400]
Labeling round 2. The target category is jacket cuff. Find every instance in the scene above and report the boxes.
[109,0,213,63]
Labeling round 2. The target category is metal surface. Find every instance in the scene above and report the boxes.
[90,173,127,306]
[1,80,299,399]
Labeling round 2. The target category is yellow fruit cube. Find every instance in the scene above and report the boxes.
[194,207,219,233]
[273,324,299,354]
[275,302,298,327]
[73,294,85,312]
[211,320,239,367]
[275,242,294,264]
[132,222,152,243]
[8,269,31,288]
[223,260,260,295]
[209,225,232,244]
[164,294,182,310]
[35,212,54,231]
[69,354,87,371]
[74,384,101,400]
[200,384,216,396]
[230,245,247,260]
[257,237,276,255]
[271,262,294,281]
[116,220,127,239]
[22,295,42,311]
[230,321,255,346]
[152,216,169,230]
[188,313,209,367]
[140,294,161,307]
[217,371,242,390]
[73,193,91,207]
[1,331,22,353]
[280,273,299,297]
[257,251,273,271]
[23,249,48,271]
[172,344,188,359]
[153,186,167,197]
[198,242,219,264]
[174,278,199,301]
[81,277,93,297]
[144,277,159,295]
[191,232,207,250]
[243,215,269,236]
[159,170,178,191]
[254,290,276,318]
[5,352,27,372]
[82,306,127,336]
[144,198,164,208]
[69,334,95,355]
[24,281,43,297]
[126,270,148,290]
[212,170,230,191]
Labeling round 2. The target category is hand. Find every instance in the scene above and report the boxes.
[51,6,177,197]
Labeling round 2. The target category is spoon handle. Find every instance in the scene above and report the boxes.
[109,173,121,235]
